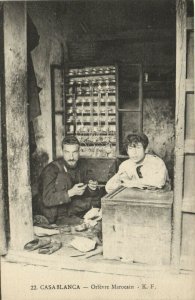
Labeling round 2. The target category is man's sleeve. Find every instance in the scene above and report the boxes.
[105,173,122,193]
[105,160,129,193]
[42,164,71,207]
[139,158,168,188]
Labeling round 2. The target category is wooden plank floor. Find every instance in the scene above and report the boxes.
[1,228,183,278]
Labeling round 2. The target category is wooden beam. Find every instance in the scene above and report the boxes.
[172,0,187,268]
[69,28,175,43]
[4,2,34,250]
[0,5,7,255]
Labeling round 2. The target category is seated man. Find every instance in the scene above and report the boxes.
[105,133,170,193]
[36,135,102,224]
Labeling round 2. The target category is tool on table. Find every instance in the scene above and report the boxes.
[70,246,103,259]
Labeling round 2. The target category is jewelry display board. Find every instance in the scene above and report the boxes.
[65,65,117,158]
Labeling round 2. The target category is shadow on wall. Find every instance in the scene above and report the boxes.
[30,150,49,198]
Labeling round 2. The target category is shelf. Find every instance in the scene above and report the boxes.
[72,121,116,125]
[75,113,116,116]
[66,102,116,107]
[74,101,116,105]
[65,79,116,85]
[67,66,116,78]
[66,90,116,97]
[76,132,115,136]
[67,72,116,78]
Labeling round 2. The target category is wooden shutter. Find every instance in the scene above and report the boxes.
[172,0,194,269]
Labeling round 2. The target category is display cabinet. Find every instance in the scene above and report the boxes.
[64,64,117,158]
[51,63,143,159]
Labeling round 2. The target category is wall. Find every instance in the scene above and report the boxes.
[143,98,175,179]
[27,2,68,161]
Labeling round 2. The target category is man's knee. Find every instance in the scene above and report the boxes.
[68,198,91,216]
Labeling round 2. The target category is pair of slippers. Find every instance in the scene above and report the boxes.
[24,238,62,254]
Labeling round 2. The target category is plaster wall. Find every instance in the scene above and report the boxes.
[143,98,175,179]
[27,3,68,161]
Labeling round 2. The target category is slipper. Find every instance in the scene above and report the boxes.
[24,237,51,251]
[38,241,62,255]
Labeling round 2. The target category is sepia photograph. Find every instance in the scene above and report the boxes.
[0,0,194,299]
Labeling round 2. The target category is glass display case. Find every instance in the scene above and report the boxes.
[65,65,117,158]
[51,63,143,159]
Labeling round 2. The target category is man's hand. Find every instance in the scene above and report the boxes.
[68,183,87,198]
[88,180,98,191]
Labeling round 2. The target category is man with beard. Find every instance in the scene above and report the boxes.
[36,135,101,224]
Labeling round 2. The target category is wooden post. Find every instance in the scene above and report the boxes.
[172,0,187,267]
[4,2,34,250]
[0,87,7,255]
[0,4,7,255]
